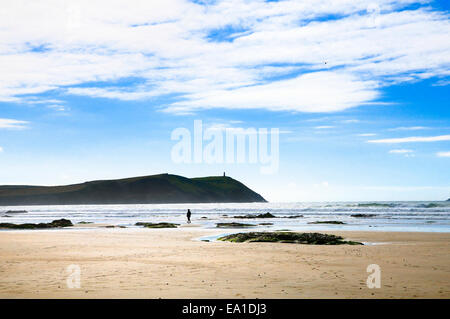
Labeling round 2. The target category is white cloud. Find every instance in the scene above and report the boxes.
[388,126,428,131]
[389,149,414,154]
[314,125,335,129]
[165,71,379,113]
[0,0,449,114]
[358,133,376,136]
[368,135,450,143]
[342,119,359,123]
[436,151,450,157]
[388,149,415,157]
[0,118,29,129]
[0,146,3,152]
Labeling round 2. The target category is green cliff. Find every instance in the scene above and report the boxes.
[0,173,266,205]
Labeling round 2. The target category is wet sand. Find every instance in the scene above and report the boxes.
[0,227,449,298]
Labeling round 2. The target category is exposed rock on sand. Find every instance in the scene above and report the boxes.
[135,222,179,228]
[218,232,362,245]
[234,212,276,219]
[216,222,256,228]
[351,214,377,218]
[308,221,346,224]
[0,219,73,229]
[3,210,27,214]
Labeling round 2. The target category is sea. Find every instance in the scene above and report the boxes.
[1,201,449,232]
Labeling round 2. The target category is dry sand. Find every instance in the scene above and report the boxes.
[0,227,449,298]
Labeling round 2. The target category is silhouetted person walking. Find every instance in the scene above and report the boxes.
[187,209,191,224]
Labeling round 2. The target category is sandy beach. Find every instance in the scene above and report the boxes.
[0,226,449,299]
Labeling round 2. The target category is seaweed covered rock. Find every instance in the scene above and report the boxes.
[308,221,346,224]
[50,219,73,227]
[234,212,276,219]
[216,222,256,228]
[283,215,303,218]
[218,232,362,245]
[4,210,27,214]
[135,222,179,228]
[0,219,73,229]
[420,203,440,208]
[351,214,377,218]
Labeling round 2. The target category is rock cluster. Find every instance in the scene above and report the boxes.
[218,232,362,245]
[135,222,179,228]
[308,221,346,224]
[234,212,276,219]
[216,222,256,228]
[350,214,377,218]
[0,219,73,229]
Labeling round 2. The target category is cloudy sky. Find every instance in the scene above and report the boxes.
[0,0,449,201]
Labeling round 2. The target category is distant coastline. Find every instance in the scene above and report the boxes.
[0,173,266,206]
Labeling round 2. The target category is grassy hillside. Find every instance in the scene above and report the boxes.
[0,174,266,205]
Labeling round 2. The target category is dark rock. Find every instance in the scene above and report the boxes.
[135,222,179,228]
[283,215,303,218]
[0,218,73,229]
[234,212,276,219]
[50,219,73,227]
[350,214,377,218]
[218,232,362,245]
[201,216,208,219]
[259,222,273,225]
[77,221,93,224]
[216,222,257,228]
[4,210,27,214]
[420,203,440,208]
[308,221,346,224]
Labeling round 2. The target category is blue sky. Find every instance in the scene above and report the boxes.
[0,0,449,201]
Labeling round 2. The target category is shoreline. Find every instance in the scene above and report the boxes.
[0,227,449,299]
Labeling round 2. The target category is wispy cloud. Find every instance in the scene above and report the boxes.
[387,126,428,131]
[432,79,450,86]
[314,125,335,129]
[436,151,450,157]
[389,149,414,154]
[389,149,415,157]
[0,118,29,130]
[47,104,68,112]
[0,146,3,152]
[358,133,376,136]
[0,0,448,114]
[368,135,450,143]
[362,186,450,191]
